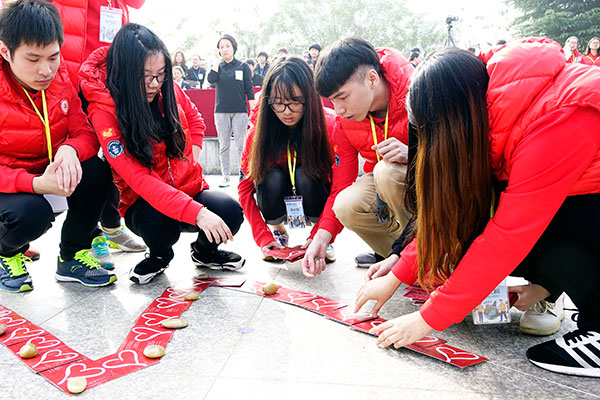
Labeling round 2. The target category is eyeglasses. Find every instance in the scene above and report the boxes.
[269,102,304,113]
[144,72,168,85]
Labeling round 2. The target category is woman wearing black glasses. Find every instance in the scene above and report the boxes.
[79,24,245,285]
[239,57,336,263]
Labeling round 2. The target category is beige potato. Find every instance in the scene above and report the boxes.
[184,291,200,301]
[161,318,188,329]
[0,324,7,336]
[67,377,87,394]
[18,343,38,359]
[262,282,278,295]
[143,345,165,359]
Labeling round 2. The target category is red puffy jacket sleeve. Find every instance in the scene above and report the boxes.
[89,107,203,225]
[393,107,600,331]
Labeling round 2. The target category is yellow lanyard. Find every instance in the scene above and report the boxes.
[23,88,52,163]
[369,109,389,162]
[287,142,297,195]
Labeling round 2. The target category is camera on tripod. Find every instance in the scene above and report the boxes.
[446,16,459,25]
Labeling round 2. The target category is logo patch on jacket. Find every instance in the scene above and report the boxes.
[107,140,124,158]
[60,99,69,115]
[335,154,340,166]
[102,128,114,138]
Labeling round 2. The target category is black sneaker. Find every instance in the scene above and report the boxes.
[526,330,600,378]
[129,252,173,285]
[354,252,385,268]
[190,243,245,271]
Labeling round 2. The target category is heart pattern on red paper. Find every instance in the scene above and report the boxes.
[102,350,147,369]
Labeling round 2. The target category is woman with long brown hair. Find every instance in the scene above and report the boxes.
[238,56,335,262]
[581,37,600,67]
[355,39,600,378]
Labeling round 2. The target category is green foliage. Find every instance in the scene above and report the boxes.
[508,0,600,46]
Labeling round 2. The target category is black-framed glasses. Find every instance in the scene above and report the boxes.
[144,72,168,85]
[269,102,304,113]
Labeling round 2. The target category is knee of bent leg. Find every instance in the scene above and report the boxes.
[332,187,359,225]
[18,195,54,238]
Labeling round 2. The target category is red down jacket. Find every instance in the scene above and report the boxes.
[238,104,336,248]
[0,57,99,193]
[317,48,413,239]
[392,38,600,331]
[52,0,145,86]
[79,47,208,224]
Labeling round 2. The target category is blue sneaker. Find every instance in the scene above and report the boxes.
[56,249,117,287]
[90,236,115,270]
[0,253,33,293]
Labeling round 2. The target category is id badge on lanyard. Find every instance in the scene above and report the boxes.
[472,279,512,325]
[99,3,123,44]
[284,143,306,229]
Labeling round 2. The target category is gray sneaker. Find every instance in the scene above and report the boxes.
[103,226,147,252]
[90,236,115,270]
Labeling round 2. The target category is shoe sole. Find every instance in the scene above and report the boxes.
[193,258,245,271]
[528,359,600,378]
[0,283,33,293]
[129,267,167,285]
[55,273,117,287]
[107,241,147,253]
[519,312,565,336]
[355,263,372,268]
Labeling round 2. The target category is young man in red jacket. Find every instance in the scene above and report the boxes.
[302,37,413,278]
[0,0,116,292]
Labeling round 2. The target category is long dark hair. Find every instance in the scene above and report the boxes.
[249,57,333,184]
[106,23,186,169]
[406,48,492,289]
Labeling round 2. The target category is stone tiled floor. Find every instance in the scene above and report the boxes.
[0,175,598,399]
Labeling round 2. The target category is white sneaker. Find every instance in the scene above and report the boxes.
[219,176,230,188]
[520,293,565,336]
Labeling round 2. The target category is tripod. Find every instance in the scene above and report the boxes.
[444,22,456,48]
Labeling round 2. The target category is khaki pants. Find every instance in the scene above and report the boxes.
[333,160,409,256]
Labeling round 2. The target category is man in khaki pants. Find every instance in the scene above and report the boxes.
[302,37,413,278]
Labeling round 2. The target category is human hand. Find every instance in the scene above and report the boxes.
[54,145,82,193]
[301,238,312,249]
[261,240,285,257]
[196,207,233,244]
[32,158,72,196]
[372,138,408,163]
[366,254,399,281]
[370,311,433,348]
[301,230,331,278]
[508,284,550,311]
[355,271,402,314]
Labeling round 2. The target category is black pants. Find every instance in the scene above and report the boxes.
[255,166,329,225]
[512,194,600,332]
[124,189,243,258]
[0,157,111,260]
[99,181,121,229]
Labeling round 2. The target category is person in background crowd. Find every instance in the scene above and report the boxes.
[496,39,507,45]
[80,24,246,285]
[564,36,581,63]
[467,47,477,55]
[173,65,191,89]
[277,47,289,58]
[256,51,269,76]
[185,55,206,88]
[0,0,116,292]
[305,58,315,71]
[303,37,414,278]
[207,34,255,188]
[409,50,421,68]
[173,50,188,75]
[308,43,321,63]
[355,39,600,379]
[580,37,600,67]
[245,59,264,87]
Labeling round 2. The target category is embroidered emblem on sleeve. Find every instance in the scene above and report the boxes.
[107,140,124,158]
